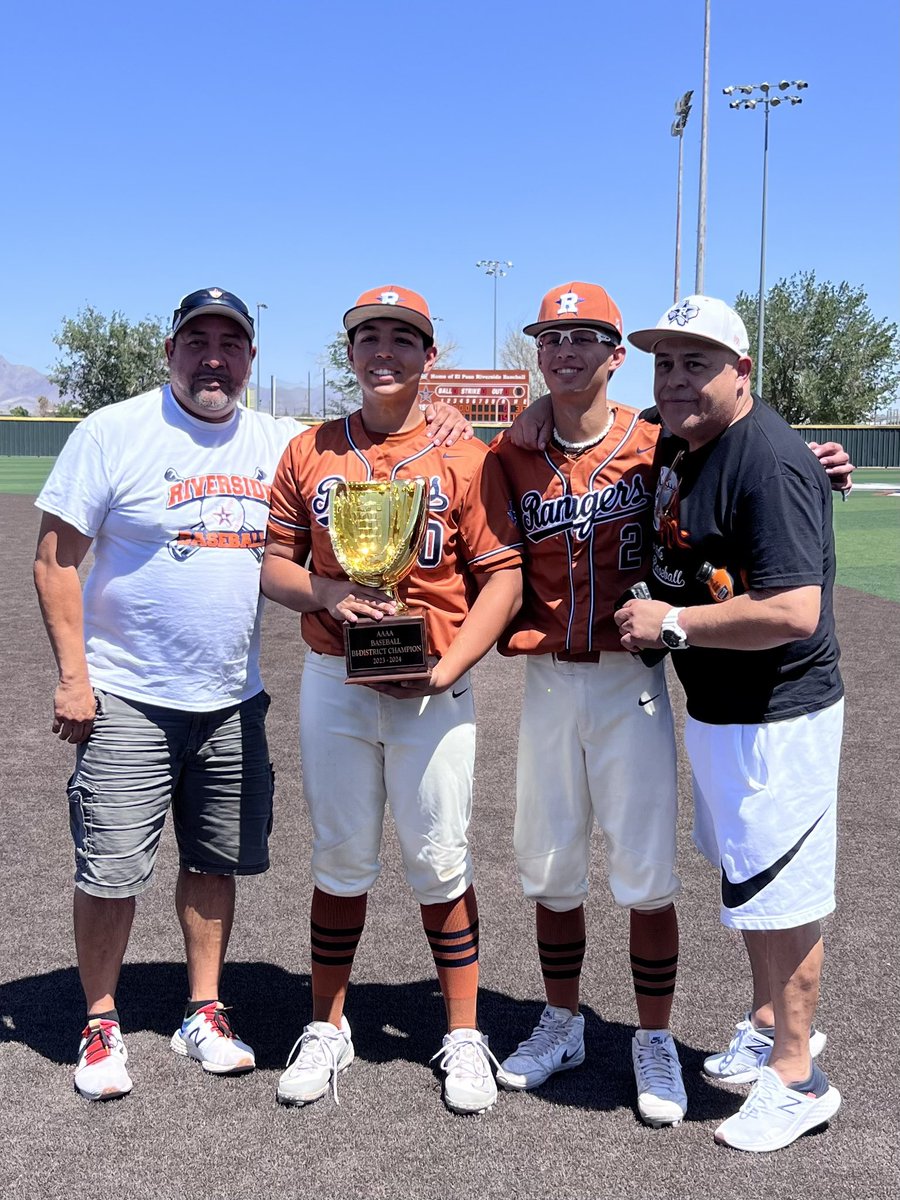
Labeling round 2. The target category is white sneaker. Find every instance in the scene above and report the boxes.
[431,1028,498,1115]
[170,1002,255,1075]
[496,1004,585,1091]
[714,1064,841,1152]
[704,1013,827,1085]
[631,1028,687,1127]
[74,1018,133,1101]
[277,1017,354,1106]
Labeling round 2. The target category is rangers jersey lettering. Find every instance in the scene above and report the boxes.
[492,405,662,655]
[267,411,523,658]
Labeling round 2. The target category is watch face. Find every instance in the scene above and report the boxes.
[661,627,687,649]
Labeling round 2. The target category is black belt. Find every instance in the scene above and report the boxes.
[554,651,602,664]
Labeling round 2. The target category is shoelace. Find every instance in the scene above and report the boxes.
[197,1005,238,1040]
[430,1036,501,1085]
[634,1041,679,1090]
[80,1020,121,1067]
[512,1015,573,1057]
[285,1028,347,1104]
[737,1067,788,1120]
[721,1021,771,1070]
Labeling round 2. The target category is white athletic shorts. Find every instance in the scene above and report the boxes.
[299,651,476,905]
[514,653,680,913]
[687,699,844,931]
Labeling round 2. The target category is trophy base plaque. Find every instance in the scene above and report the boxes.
[342,614,431,684]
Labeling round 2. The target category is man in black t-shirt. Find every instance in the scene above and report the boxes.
[615,295,844,1154]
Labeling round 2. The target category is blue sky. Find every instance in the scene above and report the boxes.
[2,0,897,408]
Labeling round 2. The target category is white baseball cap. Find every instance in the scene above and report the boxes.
[628,295,750,357]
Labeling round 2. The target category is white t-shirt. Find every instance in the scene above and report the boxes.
[36,386,297,711]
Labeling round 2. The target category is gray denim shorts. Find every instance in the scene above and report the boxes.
[67,689,274,898]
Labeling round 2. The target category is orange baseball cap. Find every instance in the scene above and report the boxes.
[523,282,623,342]
[342,285,434,341]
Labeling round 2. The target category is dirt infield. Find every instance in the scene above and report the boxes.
[1,493,896,1200]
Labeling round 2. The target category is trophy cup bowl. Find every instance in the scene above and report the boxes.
[328,479,431,682]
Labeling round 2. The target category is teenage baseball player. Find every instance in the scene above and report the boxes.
[261,285,523,1115]
[491,282,686,1126]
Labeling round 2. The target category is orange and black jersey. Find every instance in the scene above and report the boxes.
[492,404,661,656]
[267,411,522,659]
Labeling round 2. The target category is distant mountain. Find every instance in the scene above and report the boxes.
[0,355,61,414]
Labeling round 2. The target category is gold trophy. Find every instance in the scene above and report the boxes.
[328,478,431,682]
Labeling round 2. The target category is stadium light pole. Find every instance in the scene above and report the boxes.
[695,0,710,293]
[723,80,808,395]
[671,90,693,303]
[255,302,268,412]
[475,260,513,369]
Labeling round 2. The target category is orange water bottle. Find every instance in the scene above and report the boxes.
[696,561,734,602]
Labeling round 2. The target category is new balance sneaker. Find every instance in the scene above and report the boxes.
[74,1017,133,1101]
[496,1004,585,1091]
[631,1028,687,1127]
[431,1028,499,1115]
[277,1017,354,1107]
[714,1063,841,1152]
[703,1013,827,1085]
[170,1002,255,1075]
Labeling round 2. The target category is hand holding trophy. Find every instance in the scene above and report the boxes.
[328,478,431,683]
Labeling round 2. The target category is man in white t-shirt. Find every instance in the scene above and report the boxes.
[34,288,291,1099]
[34,286,470,1103]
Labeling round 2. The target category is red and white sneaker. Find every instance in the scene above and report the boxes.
[74,1018,133,1101]
[170,1002,255,1075]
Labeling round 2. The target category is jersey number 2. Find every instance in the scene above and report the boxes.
[618,522,643,571]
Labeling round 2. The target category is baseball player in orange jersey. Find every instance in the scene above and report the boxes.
[261,285,523,1115]
[490,282,687,1126]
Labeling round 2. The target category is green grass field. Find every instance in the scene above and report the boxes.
[4,457,898,601]
[0,456,55,494]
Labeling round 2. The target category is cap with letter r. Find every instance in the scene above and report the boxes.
[628,295,750,357]
[171,288,255,341]
[342,285,434,341]
[523,282,623,342]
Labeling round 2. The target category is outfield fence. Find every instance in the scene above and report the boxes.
[2,416,899,465]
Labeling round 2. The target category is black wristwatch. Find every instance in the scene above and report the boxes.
[660,607,689,650]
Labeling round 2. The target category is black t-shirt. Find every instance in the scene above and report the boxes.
[648,398,843,724]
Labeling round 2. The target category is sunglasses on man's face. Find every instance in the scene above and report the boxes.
[536,328,618,351]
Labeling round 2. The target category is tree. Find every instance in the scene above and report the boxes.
[36,396,52,417]
[734,272,900,424]
[54,400,83,417]
[500,328,544,402]
[7,405,30,417]
[322,332,361,415]
[50,305,168,416]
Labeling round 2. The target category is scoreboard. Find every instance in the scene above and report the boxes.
[419,370,529,423]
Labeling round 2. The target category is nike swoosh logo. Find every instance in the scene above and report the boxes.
[636,445,655,454]
[452,687,469,698]
[639,693,661,707]
[443,453,464,459]
[561,1049,577,1063]
[721,809,828,908]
